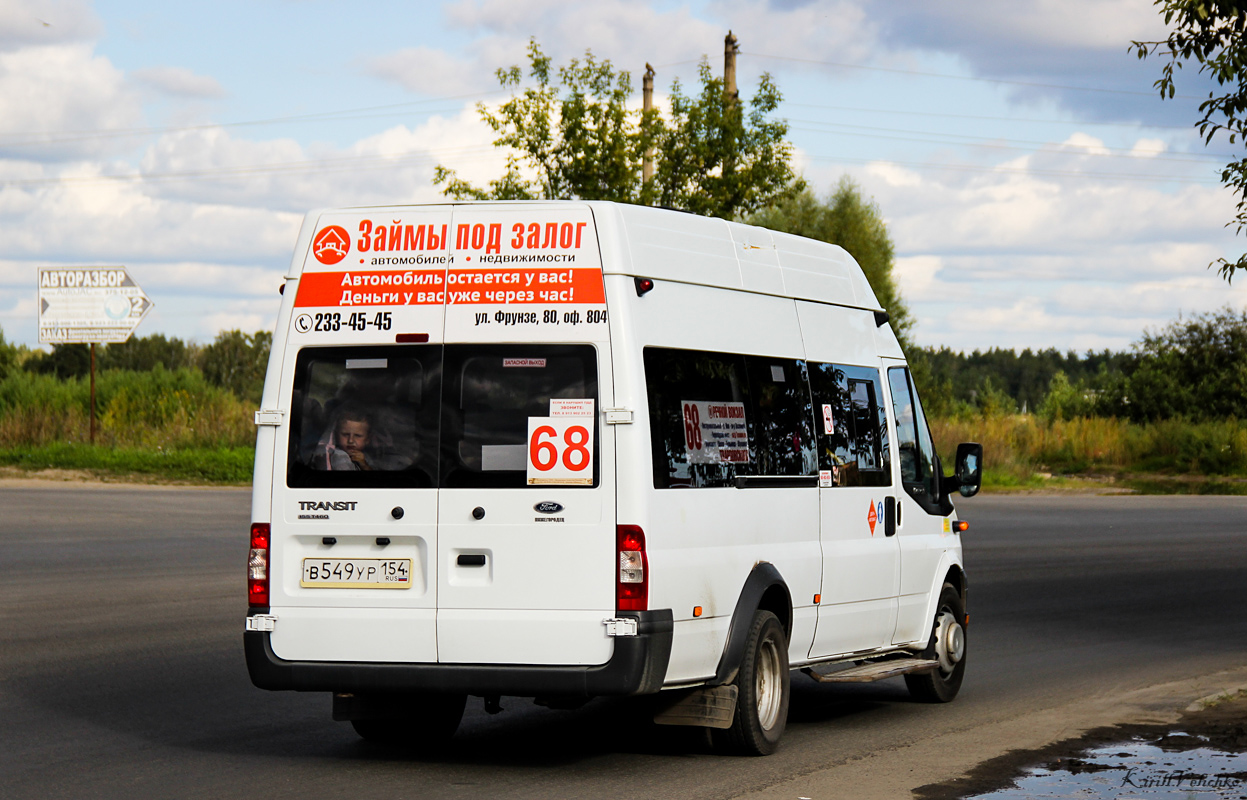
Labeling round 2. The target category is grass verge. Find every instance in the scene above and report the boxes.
[0,443,254,485]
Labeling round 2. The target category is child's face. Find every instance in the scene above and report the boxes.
[334,419,369,454]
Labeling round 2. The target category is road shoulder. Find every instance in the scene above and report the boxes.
[738,666,1247,800]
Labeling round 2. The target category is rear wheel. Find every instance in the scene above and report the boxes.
[350,692,467,746]
[712,610,790,756]
[904,582,966,703]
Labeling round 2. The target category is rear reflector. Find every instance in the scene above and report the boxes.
[249,522,270,608]
[617,524,648,612]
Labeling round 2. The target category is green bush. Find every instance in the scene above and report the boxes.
[0,368,254,449]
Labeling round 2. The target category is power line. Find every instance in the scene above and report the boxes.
[0,91,507,149]
[745,51,1202,100]
[785,102,1200,132]
[803,153,1222,184]
[0,144,498,188]
[787,119,1234,164]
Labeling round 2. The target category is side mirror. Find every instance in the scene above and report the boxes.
[953,442,983,497]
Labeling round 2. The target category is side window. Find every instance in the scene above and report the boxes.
[644,347,815,488]
[645,348,752,488]
[809,363,891,487]
[743,356,817,478]
[287,345,441,489]
[439,344,599,489]
[887,366,940,507]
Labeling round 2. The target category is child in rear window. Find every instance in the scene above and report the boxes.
[313,408,376,471]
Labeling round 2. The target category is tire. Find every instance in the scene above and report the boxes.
[905,582,967,703]
[712,610,791,756]
[350,692,467,747]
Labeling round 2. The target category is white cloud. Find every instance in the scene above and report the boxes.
[1060,132,1109,156]
[365,46,497,97]
[131,66,225,99]
[0,44,142,159]
[0,0,100,49]
[892,255,941,296]
[1130,138,1167,158]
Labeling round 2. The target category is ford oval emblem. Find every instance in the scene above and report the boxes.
[534,501,564,514]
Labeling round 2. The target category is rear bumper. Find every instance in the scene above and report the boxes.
[244,608,674,697]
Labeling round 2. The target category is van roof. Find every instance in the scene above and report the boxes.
[299,201,885,313]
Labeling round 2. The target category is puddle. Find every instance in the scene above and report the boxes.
[916,694,1247,800]
[972,735,1247,798]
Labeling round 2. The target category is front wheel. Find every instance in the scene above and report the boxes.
[905,582,967,703]
[712,610,790,756]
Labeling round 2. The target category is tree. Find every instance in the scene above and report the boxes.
[434,39,803,219]
[1133,4,1247,281]
[99,334,199,372]
[23,344,90,379]
[200,330,272,404]
[1102,307,1247,421]
[748,180,914,348]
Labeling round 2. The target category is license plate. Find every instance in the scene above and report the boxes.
[300,558,412,588]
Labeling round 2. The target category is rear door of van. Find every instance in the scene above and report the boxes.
[434,206,615,666]
[267,207,452,665]
[267,204,616,668]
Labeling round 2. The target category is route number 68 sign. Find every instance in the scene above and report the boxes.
[526,399,595,485]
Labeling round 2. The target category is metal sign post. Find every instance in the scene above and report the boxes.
[37,267,153,444]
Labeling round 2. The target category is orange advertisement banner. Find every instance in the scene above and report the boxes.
[294,270,445,308]
[444,267,605,305]
[294,267,605,308]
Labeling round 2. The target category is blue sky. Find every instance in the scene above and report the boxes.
[2,0,1244,353]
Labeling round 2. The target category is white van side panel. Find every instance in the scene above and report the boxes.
[795,301,902,657]
[603,275,821,682]
[894,548,963,646]
[252,211,322,525]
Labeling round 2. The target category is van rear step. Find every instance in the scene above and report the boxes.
[802,659,938,684]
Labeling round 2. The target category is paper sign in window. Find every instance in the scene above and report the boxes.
[550,398,594,418]
[681,400,750,464]
[527,417,595,485]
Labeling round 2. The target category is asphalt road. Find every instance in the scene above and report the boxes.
[1,486,1245,799]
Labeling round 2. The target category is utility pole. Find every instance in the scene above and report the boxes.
[724,31,740,180]
[642,63,655,185]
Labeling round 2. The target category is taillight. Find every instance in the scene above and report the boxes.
[617,524,648,612]
[248,523,270,608]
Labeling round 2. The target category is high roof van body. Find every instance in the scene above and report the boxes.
[245,201,981,754]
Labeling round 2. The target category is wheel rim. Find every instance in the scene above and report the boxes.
[933,609,965,675]
[754,634,783,730]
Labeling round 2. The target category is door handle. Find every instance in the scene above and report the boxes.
[884,497,897,537]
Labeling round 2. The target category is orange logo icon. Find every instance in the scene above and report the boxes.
[867,500,878,536]
[313,226,350,265]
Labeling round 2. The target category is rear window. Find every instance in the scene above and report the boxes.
[287,344,599,489]
[440,345,598,488]
[287,345,441,489]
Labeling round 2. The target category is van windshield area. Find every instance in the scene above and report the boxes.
[286,344,599,489]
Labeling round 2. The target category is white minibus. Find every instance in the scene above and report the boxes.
[245,201,982,755]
